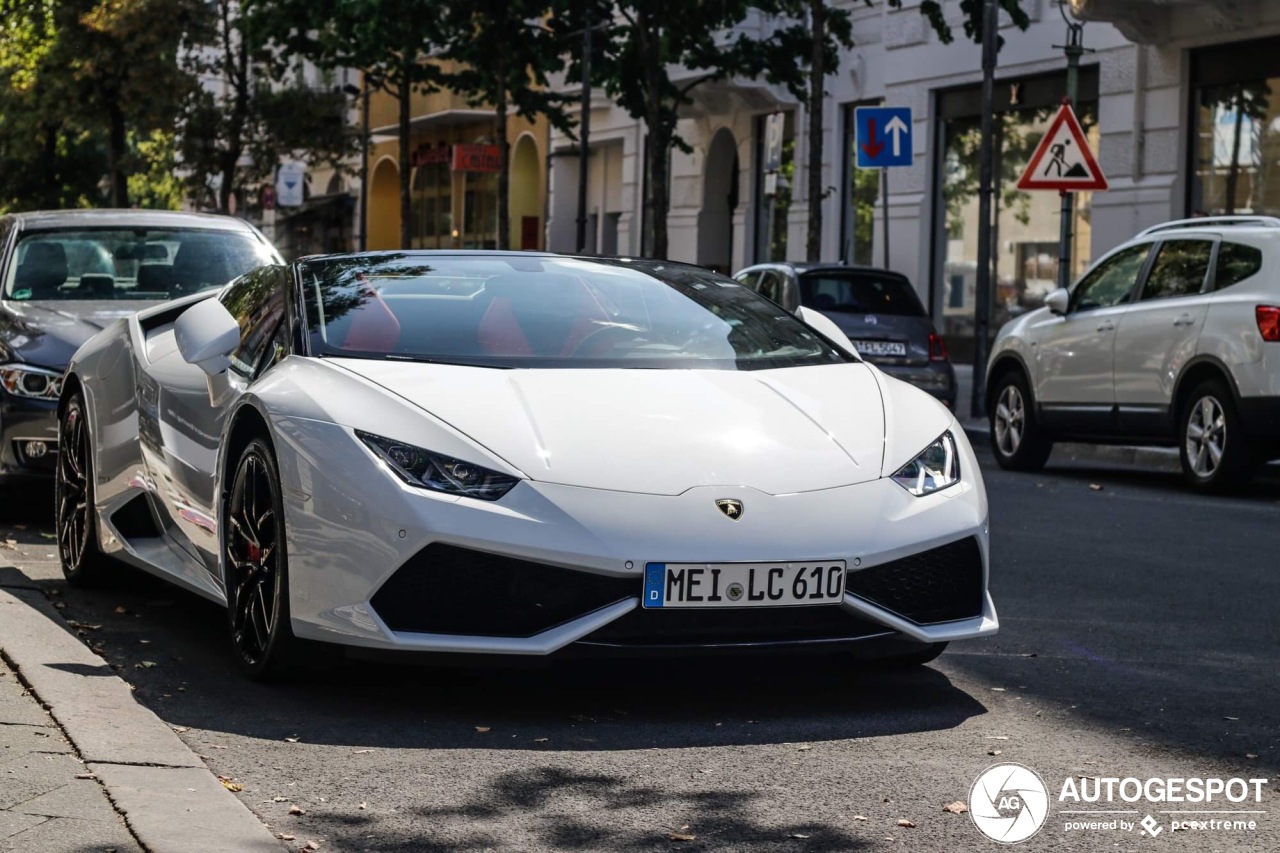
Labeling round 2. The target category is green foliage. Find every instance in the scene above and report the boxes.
[128,130,184,210]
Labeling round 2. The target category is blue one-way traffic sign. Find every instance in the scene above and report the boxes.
[855,106,913,169]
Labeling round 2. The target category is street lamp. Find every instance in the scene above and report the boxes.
[1054,1,1091,293]
[970,0,1000,420]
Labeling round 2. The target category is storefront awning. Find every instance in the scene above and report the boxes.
[1074,0,1249,43]
[371,109,495,138]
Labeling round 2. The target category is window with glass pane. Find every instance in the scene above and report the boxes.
[1071,244,1150,312]
[1194,80,1280,216]
[1141,241,1213,300]
[1215,241,1264,289]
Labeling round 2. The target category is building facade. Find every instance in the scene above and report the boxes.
[546,0,1280,362]
[364,80,549,253]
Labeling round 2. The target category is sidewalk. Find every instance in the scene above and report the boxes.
[1,656,140,852]
[0,569,285,853]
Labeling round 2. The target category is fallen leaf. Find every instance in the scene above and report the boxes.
[669,833,696,842]
[534,737,549,743]
[75,772,96,780]
[288,805,306,816]
[40,532,56,539]
[209,744,227,750]
[285,737,299,743]
[474,726,491,733]
[1,539,15,549]
[139,639,151,644]
[789,833,810,839]
[1224,716,1240,721]
[853,815,868,821]
[796,744,812,752]
[1247,753,1259,759]
[991,687,1006,692]
[277,834,295,842]
[896,819,916,828]
[358,802,367,810]
[988,749,1002,756]
[53,602,66,609]
[986,736,1010,740]
[172,726,189,733]
[302,843,320,851]
[943,801,968,815]
[218,776,243,793]
[114,606,127,614]
[135,661,156,669]
[1089,483,1103,491]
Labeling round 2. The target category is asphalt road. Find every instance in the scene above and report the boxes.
[3,444,1278,852]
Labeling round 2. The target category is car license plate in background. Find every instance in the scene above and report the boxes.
[643,562,846,608]
[854,340,906,357]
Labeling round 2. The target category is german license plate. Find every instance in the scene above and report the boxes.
[854,340,906,357]
[643,562,846,609]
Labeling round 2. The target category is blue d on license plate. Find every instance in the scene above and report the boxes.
[643,562,846,609]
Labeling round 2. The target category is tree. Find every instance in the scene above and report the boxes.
[181,0,354,215]
[768,0,1030,263]
[246,0,446,248]
[558,1,797,259]
[436,1,573,250]
[59,0,204,206]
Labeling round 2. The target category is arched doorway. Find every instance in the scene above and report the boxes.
[509,134,542,250]
[368,157,400,250]
[697,128,739,273]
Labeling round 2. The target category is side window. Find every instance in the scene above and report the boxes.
[1071,244,1151,312]
[1140,240,1213,301]
[735,271,762,291]
[757,271,783,305]
[1215,242,1263,290]
[220,265,286,377]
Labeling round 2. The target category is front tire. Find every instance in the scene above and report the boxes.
[223,437,304,680]
[1179,380,1254,491]
[56,392,110,586]
[989,372,1052,471]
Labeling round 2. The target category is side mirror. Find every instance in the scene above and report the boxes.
[796,306,860,358]
[174,298,240,376]
[1045,288,1070,316]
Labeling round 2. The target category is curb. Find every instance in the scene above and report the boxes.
[958,419,1184,474]
[0,578,285,853]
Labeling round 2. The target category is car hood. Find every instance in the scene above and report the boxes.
[330,359,890,495]
[3,300,155,369]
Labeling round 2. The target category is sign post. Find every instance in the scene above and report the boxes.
[763,112,785,261]
[854,105,914,271]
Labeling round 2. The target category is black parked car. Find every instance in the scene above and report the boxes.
[0,210,280,482]
[734,262,956,408]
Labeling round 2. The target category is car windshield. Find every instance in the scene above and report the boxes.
[799,270,925,317]
[4,228,275,301]
[300,254,853,370]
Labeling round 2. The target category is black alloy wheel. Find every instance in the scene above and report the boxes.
[56,393,107,585]
[224,437,303,680]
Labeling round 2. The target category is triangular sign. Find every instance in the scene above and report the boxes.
[1017,103,1108,192]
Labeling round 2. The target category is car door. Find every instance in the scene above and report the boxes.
[1032,242,1153,432]
[1112,237,1214,434]
[138,265,287,573]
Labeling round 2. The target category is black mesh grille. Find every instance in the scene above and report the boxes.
[370,544,634,637]
[580,604,886,647]
[845,537,984,624]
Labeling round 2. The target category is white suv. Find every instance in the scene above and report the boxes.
[986,216,1280,490]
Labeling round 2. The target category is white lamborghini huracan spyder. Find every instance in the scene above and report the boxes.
[57,252,996,679]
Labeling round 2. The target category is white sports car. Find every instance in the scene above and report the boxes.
[57,253,996,679]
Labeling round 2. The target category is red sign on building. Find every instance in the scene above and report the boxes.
[410,143,451,167]
[452,144,501,173]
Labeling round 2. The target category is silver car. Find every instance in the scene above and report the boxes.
[0,210,280,482]
[734,263,957,409]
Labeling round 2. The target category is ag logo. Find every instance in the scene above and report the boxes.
[969,763,1049,844]
[715,499,744,520]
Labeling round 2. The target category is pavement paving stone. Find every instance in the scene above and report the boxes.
[0,659,141,853]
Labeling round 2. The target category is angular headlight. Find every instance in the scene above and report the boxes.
[0,364,63,400]
[891,431,960,496]
[357,431,519,501]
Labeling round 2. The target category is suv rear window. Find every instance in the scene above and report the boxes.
[798,271,924,316]
[1215,242,1263,290]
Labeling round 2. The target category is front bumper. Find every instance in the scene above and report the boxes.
[0,393,59,478]
[273,417,996,655]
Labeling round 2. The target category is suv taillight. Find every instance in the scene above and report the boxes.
[1258,306,1280,342]
[928,333,949,362]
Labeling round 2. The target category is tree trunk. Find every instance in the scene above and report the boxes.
[647,119,671,260]
[106,103,128,207]
[495,71,510,250]
[805,0,826,263]
[399,61,413,249]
